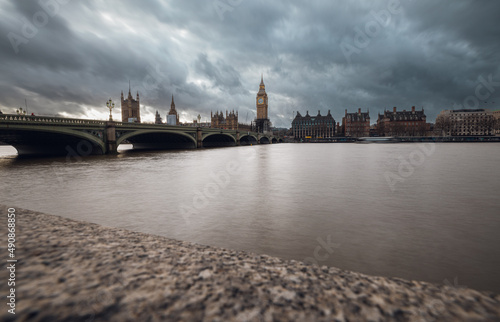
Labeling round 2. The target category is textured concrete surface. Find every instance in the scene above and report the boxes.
[1,205,500,322]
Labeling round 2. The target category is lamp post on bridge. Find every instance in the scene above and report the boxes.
[106,99,115,121]
[105,98,118,154]
[16,107,27,115]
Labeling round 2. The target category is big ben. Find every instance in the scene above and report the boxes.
[256,74,268,119]
[255,75,271,132]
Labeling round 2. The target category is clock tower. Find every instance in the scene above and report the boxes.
[256,74,268,120]
[254,75,271,133]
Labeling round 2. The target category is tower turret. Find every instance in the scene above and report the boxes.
[121,84,140,123]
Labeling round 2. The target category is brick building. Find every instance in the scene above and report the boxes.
[377,106,426,136]
[342,108,370,137]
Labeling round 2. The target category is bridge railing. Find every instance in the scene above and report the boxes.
[0,114,106,126]
[0,114,272,137]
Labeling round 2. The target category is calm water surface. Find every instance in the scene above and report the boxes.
[1,143,499,292]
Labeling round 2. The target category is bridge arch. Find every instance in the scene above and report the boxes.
[240,134,258,146]
[202,133,237,147]
[117,130,197,150]
[0,126,106,156]
[259,136,270,144]
[271,138,278,144]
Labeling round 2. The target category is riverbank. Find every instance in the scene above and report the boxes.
[2,205,500,321]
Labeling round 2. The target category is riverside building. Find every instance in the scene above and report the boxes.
[377,106,426,136]
[436,109,495,136]
[492,110,500,136]
[342,108,370,137]
[292,110,336,139]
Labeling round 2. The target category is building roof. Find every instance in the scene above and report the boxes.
[292,110,335,124]
[450,109,486,113]
[345,112,370,122]
[378,109,426,121]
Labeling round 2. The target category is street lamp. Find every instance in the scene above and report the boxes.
[106,99,115,121]
[16,107,26,115]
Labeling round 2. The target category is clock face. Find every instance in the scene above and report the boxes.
[258,98,264,104]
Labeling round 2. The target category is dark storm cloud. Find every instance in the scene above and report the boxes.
[1,0,499,126]
[194,53,246,95]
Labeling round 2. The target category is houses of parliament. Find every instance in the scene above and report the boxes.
[121,77,272,133]
[210,75,271,132]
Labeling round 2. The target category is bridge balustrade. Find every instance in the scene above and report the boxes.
[0,114,106,126]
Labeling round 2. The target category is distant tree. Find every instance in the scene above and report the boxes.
[435,114,451,136]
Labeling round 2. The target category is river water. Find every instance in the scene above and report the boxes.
[1,143,499,292]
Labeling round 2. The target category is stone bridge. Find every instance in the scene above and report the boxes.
[0,114,281,156]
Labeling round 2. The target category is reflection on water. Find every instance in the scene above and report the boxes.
[1,143,499,292]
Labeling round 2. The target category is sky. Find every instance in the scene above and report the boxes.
[1,0,499,127]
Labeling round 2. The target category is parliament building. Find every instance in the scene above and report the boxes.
[121,86,141,123]
[254,75,272,133]
[211,110,239,130]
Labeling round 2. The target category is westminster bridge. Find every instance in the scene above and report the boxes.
[0,114,281,156]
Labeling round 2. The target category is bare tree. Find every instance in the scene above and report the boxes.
[435,114,451,136]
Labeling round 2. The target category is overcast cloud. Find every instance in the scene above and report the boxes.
[1,0,499,127]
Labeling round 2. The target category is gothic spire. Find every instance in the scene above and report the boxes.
[170,94,176,113]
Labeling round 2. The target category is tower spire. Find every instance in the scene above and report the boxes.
[170,94,176,112]
[261,73,264,85]
[129,80,131,94]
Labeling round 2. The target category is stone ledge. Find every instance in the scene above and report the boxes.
[1,205,499,321]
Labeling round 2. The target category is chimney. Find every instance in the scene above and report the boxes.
[358,108,361,114]
[393,107,397,113]
[412,106,415,112]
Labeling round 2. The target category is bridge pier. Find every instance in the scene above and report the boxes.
[236,131,240,146]
[105,121,118,154]
[196,127,203,148]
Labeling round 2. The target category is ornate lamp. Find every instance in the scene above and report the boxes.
[106,99,115,121]
[16,107,26,115]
